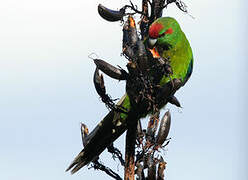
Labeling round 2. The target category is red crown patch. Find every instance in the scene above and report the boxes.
[149,23,164,39]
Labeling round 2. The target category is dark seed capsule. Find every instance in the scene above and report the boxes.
[98,4,125,22]
[156,111,171,146]
[168,95,181,107]
[128,16,139,46]
[80,123,89,147]
[123,16,139,48]
[146,112,160,142]
[93,67,106,97]
[94,59,128,80]
[122,46,135,61]
[137,40,148,72]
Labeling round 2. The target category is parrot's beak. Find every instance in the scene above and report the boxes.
[148,38,157,48]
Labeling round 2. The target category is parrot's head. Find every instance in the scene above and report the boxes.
[148,17,182,50]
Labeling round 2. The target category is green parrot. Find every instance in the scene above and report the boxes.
[66,17,193,174]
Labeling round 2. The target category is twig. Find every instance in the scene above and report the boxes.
[163,0,188,13]
[108,143,125,166]
[124,1,146,16]
[92,161,123,180]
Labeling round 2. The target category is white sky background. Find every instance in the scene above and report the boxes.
[0,0,247,180]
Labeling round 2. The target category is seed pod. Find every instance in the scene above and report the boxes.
[168,95,181,107]
[146,112,160,143]
[93,67,106,98]
[137,40,149,73]
[94,59,128,80]
[122,46,135,61]
[122,16,139,61]
[128,16,139,47]
[80,123,89,147]
[156,111,171,146]
[98,4,125,22]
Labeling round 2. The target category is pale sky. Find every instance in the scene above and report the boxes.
[0,0,247,180]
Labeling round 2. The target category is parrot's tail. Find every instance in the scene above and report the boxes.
[66,150,87,174]
[66,95,129,174]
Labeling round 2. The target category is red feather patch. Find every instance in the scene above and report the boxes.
[165,28,173,35]
[149,23,164,39]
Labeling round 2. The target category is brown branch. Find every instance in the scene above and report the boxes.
[124,112,138,180]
